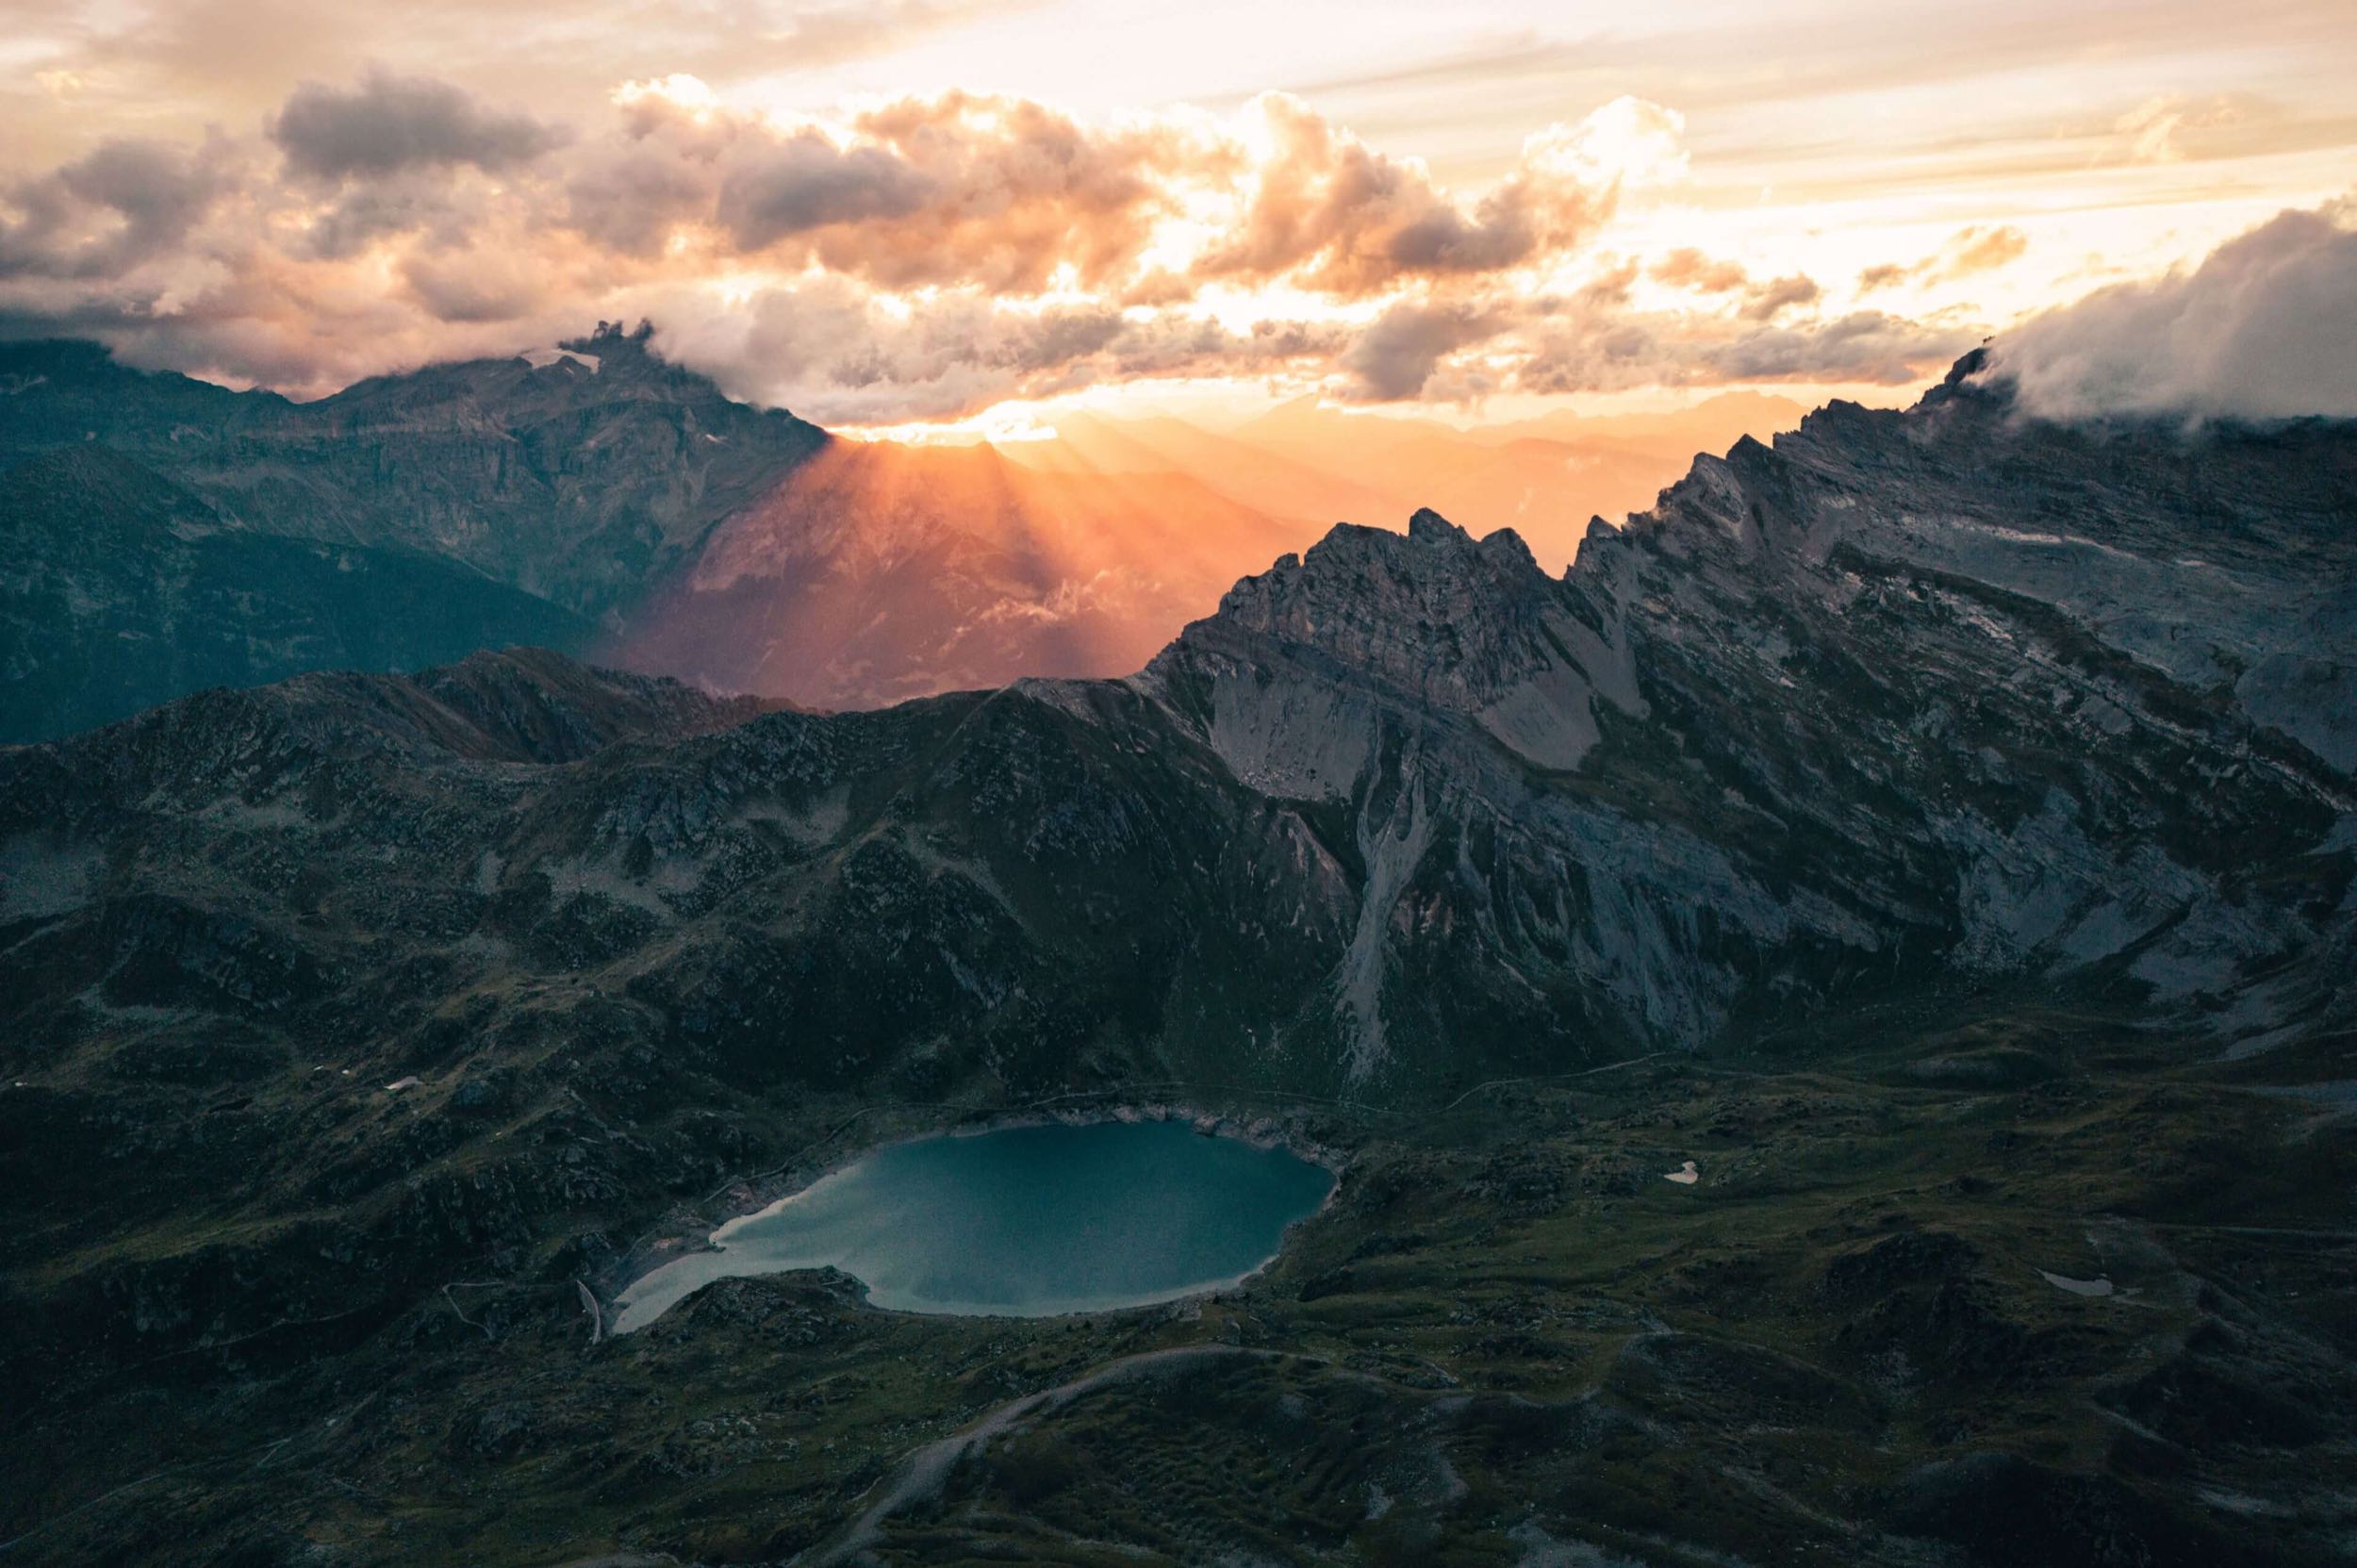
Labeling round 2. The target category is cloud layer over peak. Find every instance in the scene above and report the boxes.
[1982,198,2357,421]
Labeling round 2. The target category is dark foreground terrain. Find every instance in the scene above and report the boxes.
[3,355,2354,1563]
[6,1026,2354,1566]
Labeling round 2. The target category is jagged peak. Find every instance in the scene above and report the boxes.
[1407,505,1460,542]
[565,318,657,353]
[1168,511,1577,698]
[1917,342,2009,412]
[1146,506,1638,781]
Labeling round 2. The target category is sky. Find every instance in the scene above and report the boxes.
[4,0,2354,430]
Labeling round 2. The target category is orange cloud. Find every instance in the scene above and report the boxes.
[1738,272,1822,322]
[808,93,1208,293]
[1190,92,1638,297]
[1859,224,2028,291]
[1652,247,1749,293]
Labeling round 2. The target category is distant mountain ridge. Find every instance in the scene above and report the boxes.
[0,324,829,617]
[0,445,595,741]
[607,437,1320,709]
[1,329,1823,742]
[2,328,1335,739]
[1012,389,1811,572]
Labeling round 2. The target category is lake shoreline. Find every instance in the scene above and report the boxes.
[606,1102,1349,1334]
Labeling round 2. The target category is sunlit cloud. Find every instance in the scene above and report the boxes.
[1858,225,2029,292]
[1982,195,2357,421]
[0,71,1763,417]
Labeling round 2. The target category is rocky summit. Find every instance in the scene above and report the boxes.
[3,357,2355,1565]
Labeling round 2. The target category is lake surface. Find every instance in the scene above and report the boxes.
[612,1119,1336,1332]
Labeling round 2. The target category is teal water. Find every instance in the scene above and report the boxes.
[612,1119,1335,1332]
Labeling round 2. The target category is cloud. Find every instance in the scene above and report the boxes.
[565,86,1195,294]
[1941,225,2029,277]
[0,72,1983,418]
[271,68,567,181]
[1649,251,1823,321]
[0,137,236,279]
[1652,247,1748,293]
[1979,198,2357,421]
[1704,309,1970,383]
[558,85,1668,300]
[797,93,1194,292]
[2109,94,2248,166]
[1738,272,1821,322]
[1341,299,1507,400]
[642,276,1341,422]
[1515,285,1971,395]
[1189,92,1657,297]
[400,245,541,322]
[716,133,935,248]
[1858,223,2027,290]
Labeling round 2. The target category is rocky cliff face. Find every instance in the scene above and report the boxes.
[1134,371,2357,1075]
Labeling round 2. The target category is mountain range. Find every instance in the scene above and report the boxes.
[2,348,2353,1565]
[0,327,1799,741]
[11,350,2347,1095]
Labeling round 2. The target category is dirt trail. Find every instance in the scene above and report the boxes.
[810,1345,1279,1564]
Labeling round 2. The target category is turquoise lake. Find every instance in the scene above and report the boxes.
[612,1119,1336,1331]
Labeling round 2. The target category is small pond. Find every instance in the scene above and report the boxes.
[613,1119,1336,1331]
